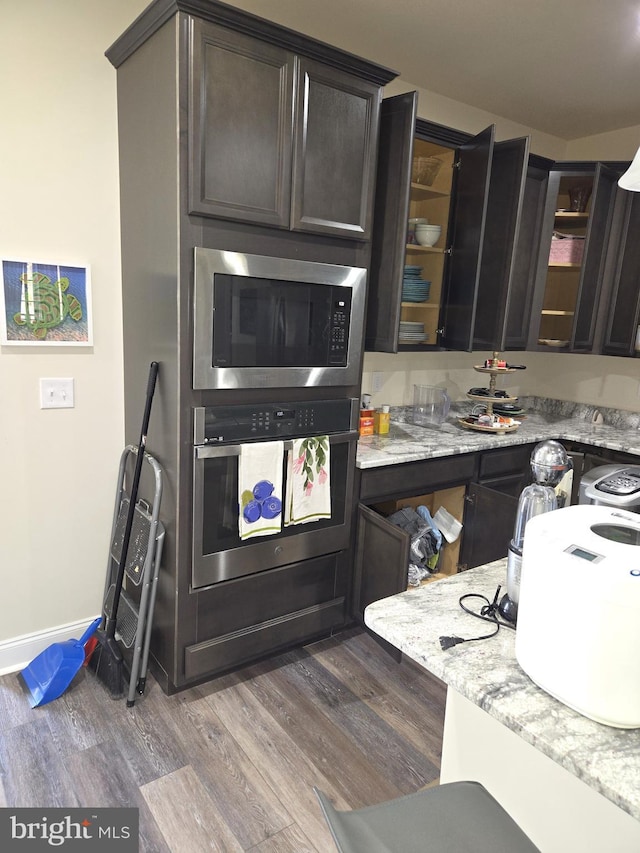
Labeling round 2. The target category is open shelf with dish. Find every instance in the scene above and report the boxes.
[533,172,595,350]
[402,139,454,347]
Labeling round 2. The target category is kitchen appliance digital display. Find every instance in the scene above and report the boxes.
[193,248,366,390]
[565,544,603,562]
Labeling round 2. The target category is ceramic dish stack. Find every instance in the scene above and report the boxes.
[399,320,428,344]
[402,266,431,302]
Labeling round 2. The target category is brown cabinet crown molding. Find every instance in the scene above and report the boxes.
[106,0,398,86]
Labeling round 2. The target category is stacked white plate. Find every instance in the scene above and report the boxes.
[399,321,428,343]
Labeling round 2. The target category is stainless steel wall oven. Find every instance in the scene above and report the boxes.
[193,248,367,390]
[192,398,358,589]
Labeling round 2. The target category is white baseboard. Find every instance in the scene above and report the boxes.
[0,617,102,676]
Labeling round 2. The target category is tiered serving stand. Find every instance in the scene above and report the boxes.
[458,361,521,435]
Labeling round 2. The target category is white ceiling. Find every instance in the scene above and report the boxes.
[223,0,640,140]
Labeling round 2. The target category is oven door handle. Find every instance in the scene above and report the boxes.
[195,441,298,460]
[194,431,357,459]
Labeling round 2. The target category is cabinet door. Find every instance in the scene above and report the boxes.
[353,504,410,618]
[440,125,495,351]
[366,92,418,351]
[571,164,619,351]
[458,482,517,570]
[503,159,551,349]
[291,58,381,240]
[473,137,530,351]
[189,19,294,227]
[602,190,640,356]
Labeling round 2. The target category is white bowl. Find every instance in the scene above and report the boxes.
[415,224,441,247]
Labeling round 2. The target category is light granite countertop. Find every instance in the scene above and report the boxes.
[364,560,640,823]
[356,396,640,469]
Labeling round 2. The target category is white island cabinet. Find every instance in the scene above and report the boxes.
[365,560,640,853]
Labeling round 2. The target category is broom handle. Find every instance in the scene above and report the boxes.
[104,361,159,639]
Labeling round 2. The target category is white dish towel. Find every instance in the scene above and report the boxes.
[285,436,331,526]
[238,441,284,540]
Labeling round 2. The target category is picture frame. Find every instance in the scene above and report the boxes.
[1,258,93,346]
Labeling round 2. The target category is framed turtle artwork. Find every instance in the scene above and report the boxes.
[1,258,93,345]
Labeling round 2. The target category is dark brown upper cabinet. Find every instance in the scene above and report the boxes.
[189,18,384,240]
[366,94,531,353]
[500,156,552,351]
[601,190,640,357]
[471,139,536,352]
[527,163,620,353]
[189,23,295,229]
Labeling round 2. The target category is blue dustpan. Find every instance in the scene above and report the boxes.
[21,617,102,708]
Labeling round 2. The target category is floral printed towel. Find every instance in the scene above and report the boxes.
[238,441,284,540]
[285,436,331,526]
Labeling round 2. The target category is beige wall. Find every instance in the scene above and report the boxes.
[1,1,638,649]
[383,78,570,161]
[362,351,640,412]
[565,124,640,161]
[0,0,147,647]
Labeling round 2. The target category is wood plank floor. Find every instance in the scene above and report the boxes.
[0,628,446,852]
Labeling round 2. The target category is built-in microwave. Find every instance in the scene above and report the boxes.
[193,248,367,390]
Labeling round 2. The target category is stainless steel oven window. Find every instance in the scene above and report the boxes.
[192,248,366,390]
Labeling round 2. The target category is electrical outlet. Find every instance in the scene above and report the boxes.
[372,372,384,393]
[40,378,74,409]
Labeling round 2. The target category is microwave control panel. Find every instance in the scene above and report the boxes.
[194,399,356,445]
[328,296,351,365]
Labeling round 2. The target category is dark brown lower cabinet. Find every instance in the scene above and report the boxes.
[353,444,536,620]
[457,483,517,571]
[185,552,349,681]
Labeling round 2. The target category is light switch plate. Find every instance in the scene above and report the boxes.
[40,377,74,409]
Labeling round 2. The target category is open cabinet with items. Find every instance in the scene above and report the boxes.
[354,483,468,619]
[351,442,538,621]
[538,175,591,348]
[528,163,621,352]
[366,92,530,354]
[402,139,455,346]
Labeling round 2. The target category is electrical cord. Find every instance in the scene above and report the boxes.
[439,584,515,650]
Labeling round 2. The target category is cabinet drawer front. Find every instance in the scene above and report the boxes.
[186,599,344,679]
[291,58,380,240]
[359,453,477,503]
[189,19,294,226]
[478,443,535,481]
[187,553,346,679]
